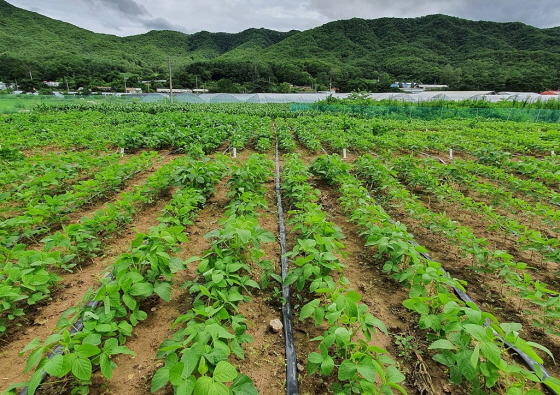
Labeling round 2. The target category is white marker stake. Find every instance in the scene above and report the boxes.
[233,147,237,158]
[343,148,347,159]
[552,151,555,156]
[449,149,453,159]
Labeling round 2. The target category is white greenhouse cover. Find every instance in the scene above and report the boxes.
[141,91,560,104]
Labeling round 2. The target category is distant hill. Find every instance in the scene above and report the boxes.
[1,0,559,92]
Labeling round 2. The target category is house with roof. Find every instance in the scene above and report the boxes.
[125,87,142,94]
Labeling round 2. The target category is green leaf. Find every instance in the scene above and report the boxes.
[130,282,154,297]
[75,343,100,358]
[428,339,456,350]
[72,357,93,381]
[338,360,357,381]
[176,375,196,395]
[21,338,42,354]
[231,374,258,395]
[198,357,208,375]
[480,342,502,366]
[345,291,362,303]
[181,350,199,377]
[308,352,323,364]
[170,362,185,386]
[300,299,320,320]
[463,324,488,341]
[43,354,65,377]
[470,344,480,368]
[543,376,560,393]
[99,353,113,379]
[151,367,170,392]
[194,376,229,395]
[321,357,335,376]
[122,293,137,310]
[27,369,45,395]
[154,282,172,302]
[386,365,406,384]
[402,298,429,315]
[526,341,553,363]
[213,361,238,383]
[103,338,118,354]
[25,348,45,373]
[357,358,376,382]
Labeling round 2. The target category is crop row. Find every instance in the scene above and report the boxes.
[5,156,227,394]
[0,151,158,248]
[151,153,274,394]
[309,154,559,394]
[282,153,406,394]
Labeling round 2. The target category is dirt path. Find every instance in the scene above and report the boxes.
[0,156,180,393]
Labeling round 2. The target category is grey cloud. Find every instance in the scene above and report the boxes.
[84,0,151,19]
[6,0,560,38]
[451,0,560,28]
[141,17,187,32]
[307,0,560,28]
[307,0,452,21]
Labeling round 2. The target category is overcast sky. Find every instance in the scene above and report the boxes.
[7,0,560,36]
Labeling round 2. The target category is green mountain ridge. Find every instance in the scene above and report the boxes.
[1,0,559,92]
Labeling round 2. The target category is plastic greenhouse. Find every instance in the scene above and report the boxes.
[174,93,205,103]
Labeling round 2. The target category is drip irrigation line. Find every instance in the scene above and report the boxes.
[405,231,558,394]
[274,138,299,395]
[420,152,446,164]
[19,271,114,395]
[360,192,558,394]
[162,148,183,157]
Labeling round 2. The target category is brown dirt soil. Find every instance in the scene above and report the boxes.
[448,177,560,240]
[0,152,176,345]
[311,179,466,395]
[426,189,560,290]
[234,178,286,395]
[95,172,232,395]
[64,151,174,224]
[376,186,560,381]
[97,149,287,395]
[5,139,559,395]
[0,154,182,393]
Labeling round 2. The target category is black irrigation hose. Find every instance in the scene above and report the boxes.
[401,227,559,395]
[417,249,558,395]
[19,272,113,395]
[349,162,558,388]
[420,152,446,164]
[274,139,299,395]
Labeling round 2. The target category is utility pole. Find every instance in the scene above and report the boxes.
[64,77,69,92]
[124,76,128,93]
[168,56,173,104]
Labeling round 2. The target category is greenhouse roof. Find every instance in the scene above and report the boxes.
[174,93,205,103]
[136,91,560,104]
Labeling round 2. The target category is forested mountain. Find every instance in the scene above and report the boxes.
[1,0,559,93]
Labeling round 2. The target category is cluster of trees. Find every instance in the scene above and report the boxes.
[1,2,560,94]
[1,54,556,95]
